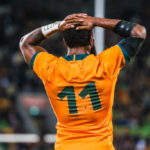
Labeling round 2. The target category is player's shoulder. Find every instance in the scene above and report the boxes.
[31,51,58,69]
[97,44,125,61]
[99,45,121,56]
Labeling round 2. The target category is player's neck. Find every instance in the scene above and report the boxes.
[67,46,90,55]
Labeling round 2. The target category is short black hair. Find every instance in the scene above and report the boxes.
[62,25,92,48]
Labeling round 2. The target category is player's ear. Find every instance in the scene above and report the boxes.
[62,38,67,48]
[62,38,70,55]
[90,32,94,47]
[90,31,97,55]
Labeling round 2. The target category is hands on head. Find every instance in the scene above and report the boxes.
[59,13,95,31]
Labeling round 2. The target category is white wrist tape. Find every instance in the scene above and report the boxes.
[41,21,65,38]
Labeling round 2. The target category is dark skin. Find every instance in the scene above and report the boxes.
[20,13,146,65]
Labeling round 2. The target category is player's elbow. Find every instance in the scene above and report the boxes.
[137,25,147,39]
[19,37,24,50]
[133,25,147,39]
[19,35,29,51]
[140,26,147,39]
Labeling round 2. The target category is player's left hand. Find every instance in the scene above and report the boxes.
[59,13,88,31]
[64,14,95,30]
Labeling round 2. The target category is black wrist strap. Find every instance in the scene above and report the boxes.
[113,20,137,37]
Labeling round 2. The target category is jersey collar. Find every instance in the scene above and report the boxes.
[63,54,89,61]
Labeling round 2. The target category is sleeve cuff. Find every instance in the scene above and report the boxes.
[30,51,42,69]
[118,44,130,64]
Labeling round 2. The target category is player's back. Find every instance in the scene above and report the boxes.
[45,54,117,150]
[32,45,126,150]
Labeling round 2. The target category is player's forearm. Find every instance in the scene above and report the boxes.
[20,21,62,48]
[93,17,146,39]
[19,22,62,65]
[93,18,120,30]
[20,28,46,48]
[93,17,146,57]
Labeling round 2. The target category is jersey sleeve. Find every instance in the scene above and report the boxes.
[99,45,130,78]
[30,51,57,83]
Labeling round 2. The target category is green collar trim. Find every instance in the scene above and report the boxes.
[63,54,89,61]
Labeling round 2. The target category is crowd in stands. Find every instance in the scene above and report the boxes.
[0,0,150,149]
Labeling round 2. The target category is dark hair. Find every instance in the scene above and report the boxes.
[62,25,92,48]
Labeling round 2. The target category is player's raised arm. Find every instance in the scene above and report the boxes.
[19,21,65,65]
[92,17,146,58]
[19,28,46,65]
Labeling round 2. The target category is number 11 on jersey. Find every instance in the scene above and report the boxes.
[58,82,102,114]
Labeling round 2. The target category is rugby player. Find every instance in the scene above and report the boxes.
[19,13,146,150]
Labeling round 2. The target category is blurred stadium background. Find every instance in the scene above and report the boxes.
[0,0,150,149]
